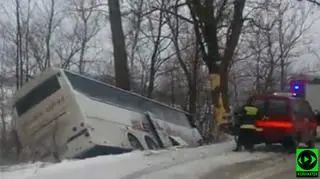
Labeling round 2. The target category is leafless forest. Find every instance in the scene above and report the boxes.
[0,0,319,164]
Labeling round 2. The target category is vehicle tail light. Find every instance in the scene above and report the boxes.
[256,120,293,129]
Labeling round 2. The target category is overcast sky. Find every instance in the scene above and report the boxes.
[1,0,320,76]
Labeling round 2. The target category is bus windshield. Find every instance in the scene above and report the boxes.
[15,75,61,116]
[64,71,192,127]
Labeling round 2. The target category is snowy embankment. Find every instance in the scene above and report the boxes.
[1,141,273,179]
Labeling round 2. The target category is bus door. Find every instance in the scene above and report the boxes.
[145,112,172,148]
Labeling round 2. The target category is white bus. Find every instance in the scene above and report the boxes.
[12,68,203,161]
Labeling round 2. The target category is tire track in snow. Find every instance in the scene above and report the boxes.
[201,153,292,179]
[119,146,272,179]
[119,143,236,179]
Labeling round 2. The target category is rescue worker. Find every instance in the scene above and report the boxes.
[233,101,261,152]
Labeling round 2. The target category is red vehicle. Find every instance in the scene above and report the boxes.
[248,92,317,150]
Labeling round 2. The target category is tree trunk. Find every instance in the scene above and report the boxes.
[15,0,21,90]
[208,62,226,141]
[256,56,261,93]
[188,82,197,119]
[14,0,23,157]
[1,106,6,155]
[170,71,176,105]
[188,49,199,119]
[187,0,246,141]
[79,24,87,74]
[210,72,226,126]
[45,0,55,69]
[25,0,31,82]
[280,58,285,91]
[220,69,230,113]
[147,4,164,98]
[108,0,130,90]
[129,0,144,71]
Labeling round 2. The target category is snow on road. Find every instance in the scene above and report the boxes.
[0,141,273,179]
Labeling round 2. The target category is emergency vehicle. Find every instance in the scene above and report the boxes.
[249,92,317,150]
[289,75,320,137]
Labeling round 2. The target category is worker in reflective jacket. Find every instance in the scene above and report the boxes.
[233,102,261,152]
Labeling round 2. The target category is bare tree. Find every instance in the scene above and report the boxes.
[165,1,200,117]
[45,0,55,69]
[12,0,24,158]
[54,30,81,69]
[304,0,320,6]
[145,0,168,98]
[244,0,314,92]
[108,0,130,90]
[15,0,23,89]
[69,0,102,73]
[186,0,246,139]
[126,0,145,71]
[24,0,32,82]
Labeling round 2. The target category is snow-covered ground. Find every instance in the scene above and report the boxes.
[0,141,274,179]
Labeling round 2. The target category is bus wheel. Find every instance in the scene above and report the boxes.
[128,134,144,150]
[145,136,158,150]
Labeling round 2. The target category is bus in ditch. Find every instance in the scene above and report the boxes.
[12,68,203,161]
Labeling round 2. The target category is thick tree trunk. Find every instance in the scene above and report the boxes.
[220,70,230,113]
[187,0,246,141]
[210,73,226,126]
[108,0,130,90]
[209,72,226,142]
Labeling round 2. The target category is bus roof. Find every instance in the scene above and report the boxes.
[13,68,190,115]
[63,69,190,115]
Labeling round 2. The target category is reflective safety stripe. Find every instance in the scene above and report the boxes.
[240,124,256,129]
[244,106,258,116]
[255,121,293,128]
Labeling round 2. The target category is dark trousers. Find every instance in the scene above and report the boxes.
[237,128,256,150]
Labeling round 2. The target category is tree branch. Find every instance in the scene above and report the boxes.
[305,0,320,6]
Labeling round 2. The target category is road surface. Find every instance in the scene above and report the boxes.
[202,144,318,179]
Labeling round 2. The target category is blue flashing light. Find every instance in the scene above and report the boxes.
[291,82,302,91]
